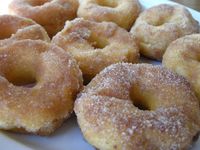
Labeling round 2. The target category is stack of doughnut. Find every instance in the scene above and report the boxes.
[0,0,198,149]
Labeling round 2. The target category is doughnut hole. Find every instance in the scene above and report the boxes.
[4,66,36,87]
[0,44,42,87]
[148,19,167,26]
[145,6,174,27]
[146,16,171,27]
[88,34,109,49]
[95,0,118,8]
[27,0,51,6]
[181,46,200,63]
[130,84,157,111]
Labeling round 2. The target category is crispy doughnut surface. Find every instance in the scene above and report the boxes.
[75,63,200,150]
[163,34,200,101]
[0,15,50,47]
[52,18,139,80]
[0,40,83,135]
[77,0,141,30]
[9,0,79,37]
[131,4,199,60]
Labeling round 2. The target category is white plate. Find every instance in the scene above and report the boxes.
[0,0,200,150]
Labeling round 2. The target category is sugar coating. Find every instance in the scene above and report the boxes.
[0,15,50,47]
[75,63,200,150]
[77,0,141,30]
[0,40,83,135]
[52,18,139,80]
[130,4,199,60]
[163,34,200,103]
[9,0,79,37]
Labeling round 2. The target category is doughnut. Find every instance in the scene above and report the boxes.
[0,15,50,47]
[77,0,141,30]
[74,63,200,150]
[9,0,79,37]
[130,4,199,60]
[0,39,83,135]
[163,34,200,102]
[52,18,139,80]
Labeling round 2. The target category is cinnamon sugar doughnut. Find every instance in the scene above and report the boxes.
[131,4,199,60]
[75,63,200,150]
[9,0,79,37]
[0,39,83,135]
[163,34,200,102]
[0,15,50,47]
[77,0,141,30]
[52,18,139,80]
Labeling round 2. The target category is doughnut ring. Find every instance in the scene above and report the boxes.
[0,15,50,47]
[9,0,79,37]
[131,4,199,60]
[52,18,139,80]
[0,39,83,135]
[77,0,141,30]
[163,34,200,101]
[75,63,200,150]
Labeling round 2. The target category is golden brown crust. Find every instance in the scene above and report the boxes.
[9,0,79,37]
[52,18,139,80]
[0,39,83,135]
[131,4,199,60]
[75,63,200,150]
[163,34,200,102]
[0,15,50,47]
[77,0,141,30]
